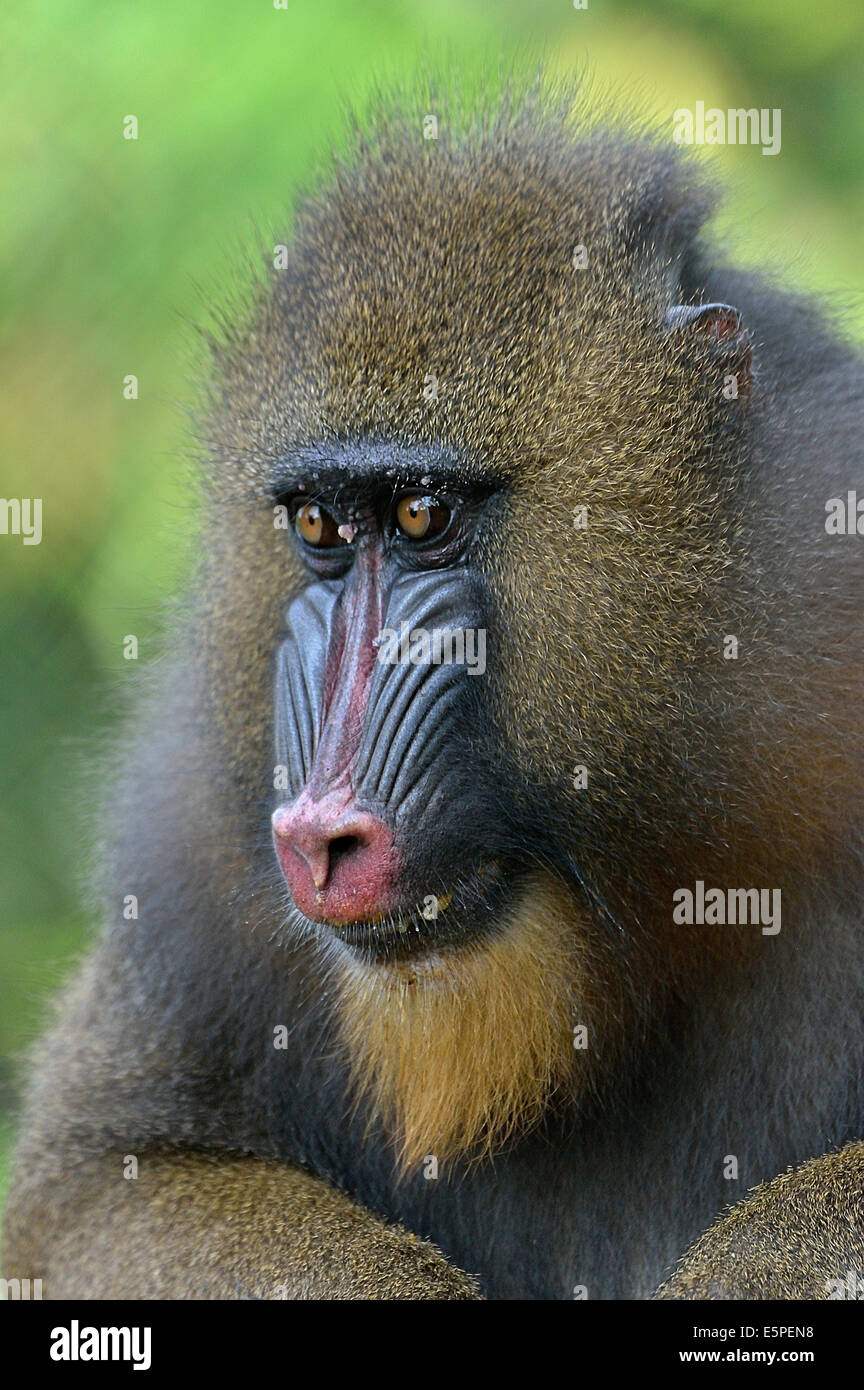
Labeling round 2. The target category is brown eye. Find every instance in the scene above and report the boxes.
[395,493,451,542]
[295,502,342,548]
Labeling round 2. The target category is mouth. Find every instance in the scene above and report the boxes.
[292,861,512,959]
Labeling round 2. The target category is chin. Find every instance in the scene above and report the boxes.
[316,872,603,1171]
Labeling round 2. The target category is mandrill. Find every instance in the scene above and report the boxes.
[4,83,864,1300]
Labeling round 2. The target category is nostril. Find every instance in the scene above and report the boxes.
[328,834,362,865]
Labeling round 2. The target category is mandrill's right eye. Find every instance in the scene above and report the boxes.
[294,502,344,549]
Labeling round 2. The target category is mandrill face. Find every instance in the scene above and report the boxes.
[205,111,754,1166]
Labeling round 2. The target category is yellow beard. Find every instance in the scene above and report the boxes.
[331,874,595,1171]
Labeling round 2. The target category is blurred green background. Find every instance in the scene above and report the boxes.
[2,0,863,1204]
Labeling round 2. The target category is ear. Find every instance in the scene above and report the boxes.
[664,302,753,398]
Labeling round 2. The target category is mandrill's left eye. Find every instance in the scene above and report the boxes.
[395,493,451,542]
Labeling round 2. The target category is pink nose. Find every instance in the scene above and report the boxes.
[272,787,399,925]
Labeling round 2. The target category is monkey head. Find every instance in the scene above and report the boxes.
[203,98,760,1167]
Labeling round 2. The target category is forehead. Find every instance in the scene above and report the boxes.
[212,114,706,488]
[286,146,620,355]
